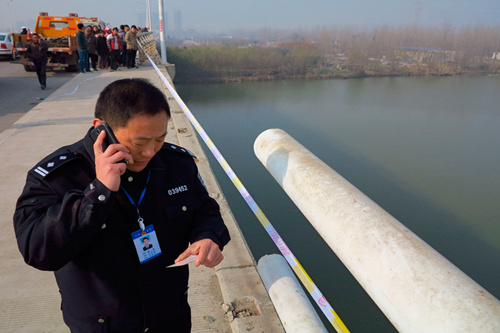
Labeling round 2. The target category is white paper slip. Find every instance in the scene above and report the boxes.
[166,255,198,268]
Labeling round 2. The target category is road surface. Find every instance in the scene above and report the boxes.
[0,60,76,132]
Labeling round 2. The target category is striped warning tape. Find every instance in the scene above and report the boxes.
[142,48,350,333]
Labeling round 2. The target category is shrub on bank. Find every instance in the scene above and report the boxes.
[166,44,500,83]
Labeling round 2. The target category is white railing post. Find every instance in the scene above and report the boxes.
[254,128,500,333]
[258,254,328,333]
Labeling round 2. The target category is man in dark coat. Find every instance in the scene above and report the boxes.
[96,30,110,69]
[75,23,90,73]
[86,26,98,71]
[13,78,231,332]
[26,33,48,89]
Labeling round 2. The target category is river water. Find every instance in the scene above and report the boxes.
[176,75,500,332]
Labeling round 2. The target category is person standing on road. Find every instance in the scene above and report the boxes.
[26,33,48,90]
[76,23,90,73]
[85,27,98,71]
[13,78,231,332]
[106,27,122,71]
[117,25,126,66]
[96,30,109,70]
[121,25,130,67]
[124,25,139,69]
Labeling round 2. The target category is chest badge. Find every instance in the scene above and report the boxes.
[168,185,188,196]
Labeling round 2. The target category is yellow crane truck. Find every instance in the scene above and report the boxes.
[11,12,81,72]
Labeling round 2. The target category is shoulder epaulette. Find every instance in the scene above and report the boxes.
[31,152,82,179]
[162,143,197,158]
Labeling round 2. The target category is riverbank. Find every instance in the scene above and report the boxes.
[173,66,500,84]
[166,42,500,84]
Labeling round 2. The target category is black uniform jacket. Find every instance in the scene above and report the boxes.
[13,128,230,333]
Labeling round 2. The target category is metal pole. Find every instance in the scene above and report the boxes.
[145,0,148,29]
[7,0,14,34]
[158,0,167,64]
[146,0,151,29]
[254,128,500,333]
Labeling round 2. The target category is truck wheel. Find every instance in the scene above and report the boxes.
[24,65,35,72]
[65,65,78,72]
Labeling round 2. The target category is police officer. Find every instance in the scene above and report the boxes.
[14,78,230,332]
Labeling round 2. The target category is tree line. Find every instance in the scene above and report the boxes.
[167,24,500,83]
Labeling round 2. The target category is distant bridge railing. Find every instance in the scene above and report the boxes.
[137,32,176,80]
[254,128,500,333]
[137,32,161,66]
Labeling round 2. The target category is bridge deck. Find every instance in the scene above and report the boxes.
[0,64,283,332]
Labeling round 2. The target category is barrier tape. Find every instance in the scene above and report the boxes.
[140,46,350,333]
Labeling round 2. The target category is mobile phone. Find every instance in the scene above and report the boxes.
[90,123,128,164]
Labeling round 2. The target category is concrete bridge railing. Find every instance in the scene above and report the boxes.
[137,32,176,81]
[137,32,161,66]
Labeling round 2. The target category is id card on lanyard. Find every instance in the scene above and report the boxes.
[132,225,162,264]
[122,171,163,264]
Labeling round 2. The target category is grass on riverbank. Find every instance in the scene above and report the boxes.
[166,45,500,84]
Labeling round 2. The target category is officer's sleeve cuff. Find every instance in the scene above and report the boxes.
[82,179,118,230]
[84,179,116,204]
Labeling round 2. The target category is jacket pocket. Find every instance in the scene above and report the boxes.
[162,195,201,220]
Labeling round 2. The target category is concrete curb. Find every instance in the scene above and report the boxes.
[157,66,284,333]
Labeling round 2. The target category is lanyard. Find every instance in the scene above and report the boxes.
[120,171,151,231]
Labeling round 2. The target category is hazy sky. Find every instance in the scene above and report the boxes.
[2,0,499,33]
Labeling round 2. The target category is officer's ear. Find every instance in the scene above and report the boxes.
[93,118,104,128]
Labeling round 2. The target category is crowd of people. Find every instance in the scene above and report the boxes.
[24,23,149,89]
[75,23,148,74]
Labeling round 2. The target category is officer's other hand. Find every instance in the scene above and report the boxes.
[175,239,223,268]
[93,130,132,191]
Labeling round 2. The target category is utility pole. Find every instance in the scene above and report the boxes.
[146,0,152,30]
[158,0,167,64]
[7,0,14,34]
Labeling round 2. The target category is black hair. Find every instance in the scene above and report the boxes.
[131,25,137,29]
[95,78,170,129]
[120,25,124,30]
[77,23,84,30]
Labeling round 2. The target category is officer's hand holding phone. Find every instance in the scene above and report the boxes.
[91,123,132,191]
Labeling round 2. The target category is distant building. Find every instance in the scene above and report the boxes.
[396,46,463,65]
[492,52,500,60]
